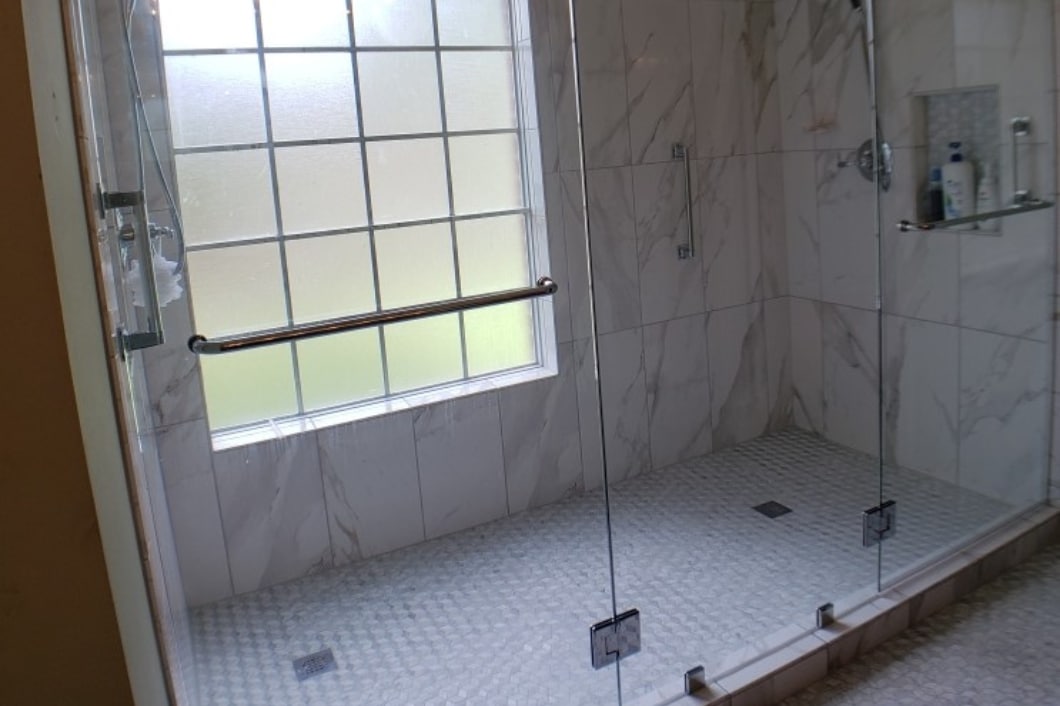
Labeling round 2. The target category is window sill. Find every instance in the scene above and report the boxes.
[211,363,558,452]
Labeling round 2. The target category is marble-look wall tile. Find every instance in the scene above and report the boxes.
[821,303,879,456]
[561,170,593,339]
[547,0,581,173]
[816,149,877,310]
[708,302,770,449]
[758,152,790,299]
[596,327,652,484]
[775,0,816,151]
[622,0,695,164]
[790,297,824,432]
[317,412,424,565]
[809,0,871,151]
[751,1,782,154]
[874,0,955,148]
[156,419,232,607]
[1051,393,1060,504]
[144,292,206,428]
[881,316,959,482]
[573,0,632,169]
[545,173,574,343]
[643,314,712,469]
[959,329,1050,506]
[960,209,1053,342]
[214,432,330,595]
[691,0,755,157]
[587,167,642,334]
[500,343,583,513]
[783,150,821,299]
[633,161,706,324]
[413,392,508,539]
[574,337,605,491]
[531,0,560,174]
[765,297,794,431]
[701,155,764,310]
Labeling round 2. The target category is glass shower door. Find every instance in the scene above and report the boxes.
[875,0,1056,585]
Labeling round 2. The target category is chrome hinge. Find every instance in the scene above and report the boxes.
[590,608,641,670]
[862,500,897,547]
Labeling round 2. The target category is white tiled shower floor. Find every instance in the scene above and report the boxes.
[189,429,1009,706]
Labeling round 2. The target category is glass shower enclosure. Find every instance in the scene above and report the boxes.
[59,0,1055,704]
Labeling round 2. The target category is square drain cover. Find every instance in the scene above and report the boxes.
[293,648,336,682]
[753,501,792,518]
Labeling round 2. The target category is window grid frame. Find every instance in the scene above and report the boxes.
[165,0,542,429]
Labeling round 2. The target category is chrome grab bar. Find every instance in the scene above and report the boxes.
[189,276,559,355]
[672,142,695,260]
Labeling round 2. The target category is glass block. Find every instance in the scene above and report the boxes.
[353,0,434,46]
[437,0,511,46]
[449,133,523,214]
[384,315,464,393]
[275,143,367,233]
[456,215,529,295]
[366,139,449,224]
[374,223,456,308]
[297,330,385,411]
[464,301,535,376]
[285,233,377,323]
[442,51,517,131]
[176,150,276,245]
[357,52,441,136]
[187,243,287,336]
[266,53,358,141]
[201,346,298,429]
[259,0,351,47]
[158,0,258,51]
[165,55,265,148]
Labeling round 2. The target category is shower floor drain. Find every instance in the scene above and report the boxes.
[753,501,792,518]
[293,648,337,681]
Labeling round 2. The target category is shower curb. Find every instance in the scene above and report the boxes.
[630,504,1060,706]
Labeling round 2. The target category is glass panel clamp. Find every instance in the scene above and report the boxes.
[590,608,641,670]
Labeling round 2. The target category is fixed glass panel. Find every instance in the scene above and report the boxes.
[352,0,434,46]
[259,0,351,47]
[285,233,377,323]
[275,143,367,233]
[365,139,449,224]
[876,0,1056,585]
[375,223,456,308]
[442,51,518,132]
[165,54,265,148]
[265,53,358,141]
[449,133,523,214]
[176,150,276,245]
[186,243,287,336]
[357,52,442,136]
[384,314,464,392]
[436,0,510,46]
[200,345,299,428]
[297,331,385,411]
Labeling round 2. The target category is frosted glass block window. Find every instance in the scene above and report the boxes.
[158,0,548,433]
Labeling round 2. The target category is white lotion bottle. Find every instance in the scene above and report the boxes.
[942,141,975,229]
[975,160,999,230]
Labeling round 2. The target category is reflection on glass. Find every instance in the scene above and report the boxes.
[157,0,258,51]
[165,54,265,148]
[436,0,510,45]
[201,345,298,429]
[297,331,385,410]
[464,301,535,376]
[352,0,434,46]
[385,315,463,392]
[176,150,276,245]
[456,215,529,295]
[366,139,449,224]
[357,52,442,136]
[259,0,351,47]
[449,133,523,214]
[375,223,456,308]
[442,51,517,132]
[266,53,358,141]
[285,233,377,323]
[275,143,367,233]
[187,243,287,336]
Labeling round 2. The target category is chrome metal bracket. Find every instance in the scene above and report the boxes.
[816,602,835,628]
[590,608,641,670]
[862,500,897,547]
[684,665,707,695]
[1011,117,1032,204]
[672,143,695,260]
[100,188,145,211]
